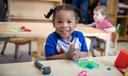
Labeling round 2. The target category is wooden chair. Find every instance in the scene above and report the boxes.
[31,38,46,61]
[85,37,91,51]
[1,37,31,59]
[85,37,92,56]
[94,32,118,56]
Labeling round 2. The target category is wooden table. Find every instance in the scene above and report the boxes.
[0,56,122,76]
[0,22,54,59]
[0,22,111,59]
[76,25,111,56]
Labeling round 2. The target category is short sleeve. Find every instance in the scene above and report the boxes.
[45,35,56,57]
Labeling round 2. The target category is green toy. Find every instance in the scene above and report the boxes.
[9,29,21,32]
[77,60,99,69]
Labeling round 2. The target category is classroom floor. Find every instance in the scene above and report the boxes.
[0,41,128,64]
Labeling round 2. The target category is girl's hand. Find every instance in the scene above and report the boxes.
[66,43,90,60]
[73,51,89,59]
[66,43,76,59]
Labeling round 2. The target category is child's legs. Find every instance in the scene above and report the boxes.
[98,40,116,56]
[80,0,89,24]
[100,0,107,5]
[90,37,97,51]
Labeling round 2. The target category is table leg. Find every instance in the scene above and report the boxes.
[31,37,46,61]
[105,32,111,56]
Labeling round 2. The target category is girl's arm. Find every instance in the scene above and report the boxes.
[85,22,96,27]
[47,45,91,60]
[104,27,116,32]
[46,53,69,60]
[46,43,76,60]
[77,22,96,27]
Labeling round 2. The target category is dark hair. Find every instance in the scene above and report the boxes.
[44,4,82,21]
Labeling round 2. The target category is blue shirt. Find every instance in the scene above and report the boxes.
[45,31,88,57]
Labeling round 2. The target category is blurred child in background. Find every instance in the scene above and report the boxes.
[89,5,116,56]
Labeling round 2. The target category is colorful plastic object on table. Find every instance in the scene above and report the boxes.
[77,60,99,69]
[19,26,31,32]
[78,70,88,76]
[115,48,128,69]
[107,67,111,70]
[9,29,21,32]
[24,29,31,32]
[125,72,128,76]
[20,26,26,30]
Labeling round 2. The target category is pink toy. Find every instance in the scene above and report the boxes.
[78,70,88,76]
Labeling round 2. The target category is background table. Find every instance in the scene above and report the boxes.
[76,25,111,56]
[0,22,54,58]
[0,22,111,59]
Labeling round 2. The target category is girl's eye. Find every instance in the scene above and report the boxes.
[67,21,72,23]
[57,21,63,23]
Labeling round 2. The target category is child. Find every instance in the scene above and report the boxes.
[87,5,115,31]
[44,4,89,60]
[89,5,116,56]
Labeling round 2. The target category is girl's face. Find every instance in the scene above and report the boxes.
[53,10,78,39]
[93,11,106,22]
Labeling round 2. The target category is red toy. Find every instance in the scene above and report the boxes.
[24,29,31,32]
[20,26,26,30]
[115,48,128,68]
[19,26,31,32]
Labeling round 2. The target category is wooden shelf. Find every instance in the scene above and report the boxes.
[10,18,52,23]
[117,15,128,18]
[9,14,52,22]
[118,36,128,41]
[11,0,62,3]
[37,0,62,3]
[8,0,62,22]
[109,0,128,41]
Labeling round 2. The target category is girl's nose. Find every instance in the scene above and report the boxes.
[63,22,68,27]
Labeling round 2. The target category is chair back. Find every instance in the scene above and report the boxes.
[85,37,91,51]
[111,32,118,48]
